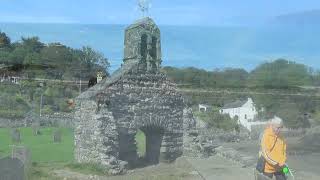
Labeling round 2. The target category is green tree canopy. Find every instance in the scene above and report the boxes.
[0,31,11,48]
[248,59,312,88]
[162,66,249,88]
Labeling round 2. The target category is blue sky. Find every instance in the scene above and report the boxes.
[0,0,320,25]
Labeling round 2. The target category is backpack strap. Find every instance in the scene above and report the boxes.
[270,136,278,152]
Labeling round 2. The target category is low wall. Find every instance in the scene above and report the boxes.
[250,125,307,140]
[0,113,75,128]
[40,113,75,128]
[0,118,25,128]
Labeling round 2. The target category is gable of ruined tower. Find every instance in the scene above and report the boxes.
[74,17,195,175]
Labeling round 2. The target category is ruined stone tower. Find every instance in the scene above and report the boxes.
[74,17,190,174]
[124,17,162,73]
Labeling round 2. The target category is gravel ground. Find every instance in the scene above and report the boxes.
[51,136,320,180]
[53,157,203,180]
[222,137,320,180]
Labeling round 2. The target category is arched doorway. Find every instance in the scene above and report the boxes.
[119,126,164,168]
[140,126,164,165]
[135,129,146,158]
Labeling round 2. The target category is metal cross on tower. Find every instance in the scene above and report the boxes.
[138,0,151,17]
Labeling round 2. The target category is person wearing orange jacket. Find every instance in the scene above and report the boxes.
[260,118,287,180]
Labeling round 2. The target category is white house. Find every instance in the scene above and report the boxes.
[220,98,257,122]
[0,65,21,84]
[199,104,211,112]
[220,98,272,131]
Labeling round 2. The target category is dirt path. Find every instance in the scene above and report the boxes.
[222,140,320,180]
[51,139,320,180]
[52,157,203,180]
[186,156,254,180]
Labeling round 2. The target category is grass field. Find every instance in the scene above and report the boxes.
[0,127,148,179]
[0,127,74,162]
[135,129,146,157]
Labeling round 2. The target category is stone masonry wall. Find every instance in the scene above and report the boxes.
[102,72,185,164]
[74,17,187,174]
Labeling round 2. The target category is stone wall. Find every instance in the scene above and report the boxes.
[74,71,185,173]
[74,100,124,174]
[40,113,75,128]
[0,118,25,128]
[0,112,75,128]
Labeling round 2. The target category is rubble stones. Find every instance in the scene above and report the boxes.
[183,107,196,131]
[299,126,320,150]
[215,146,256,167]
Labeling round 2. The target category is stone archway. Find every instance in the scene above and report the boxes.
[118,126,165,167]
[140,126,164,165]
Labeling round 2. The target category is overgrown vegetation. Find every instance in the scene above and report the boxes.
[65,163,107,175]
[193,107,238,131]
[162,59,320,89]
[0,31,110,118]
[0,127,74,162]
[163,59,320,129]
[135,130,146,157]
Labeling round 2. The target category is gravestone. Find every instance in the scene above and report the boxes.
[31,123,41,136]
[11,146,31,179]
[11,146,31,169]
[53,130,62,143]
[11,129,21,143]
[24,110,40,127]
[0,157,25,180]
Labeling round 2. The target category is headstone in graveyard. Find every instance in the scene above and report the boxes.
[0,157,25,180]
[11,146,31,171]
[53,129,62,143]
[11,129,21,143]
[24,110,40,127]
[31,123,41,136]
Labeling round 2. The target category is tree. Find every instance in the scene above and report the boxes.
[21,37,44,53]
[80,46,110,77]
[161,66,249,89]
[40,43,72,79]
[0,31,11,48]
[248,59,312,88]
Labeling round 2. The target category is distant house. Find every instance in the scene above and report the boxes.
[199,104,211,112]
[0,65,22,84]
[220,98,257,121]
[220,98,283,131]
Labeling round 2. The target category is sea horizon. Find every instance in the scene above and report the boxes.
[1,22,319,73]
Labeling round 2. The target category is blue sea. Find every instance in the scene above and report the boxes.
[1,23,319,72]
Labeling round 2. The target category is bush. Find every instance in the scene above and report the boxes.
[194,109,237,131]
[41,105,54,114]
[0,109,25,118]
[58,100,72,112]
[0,94,30,118]
[65,163,107,175]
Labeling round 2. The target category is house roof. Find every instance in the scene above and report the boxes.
[222,99,247,109]
[199,104,211,108]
